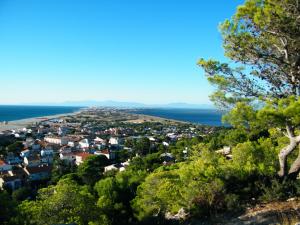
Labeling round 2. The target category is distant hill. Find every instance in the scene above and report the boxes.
[26,100,214,109]
[61,100,147,108]
[60,100,214,109]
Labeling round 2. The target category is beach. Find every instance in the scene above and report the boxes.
[0,111,81,132]
[125,113,188,124]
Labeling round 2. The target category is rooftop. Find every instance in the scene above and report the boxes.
[24,165,52,174]
[0,160,7,166]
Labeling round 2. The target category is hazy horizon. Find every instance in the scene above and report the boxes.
[0,99,215,108]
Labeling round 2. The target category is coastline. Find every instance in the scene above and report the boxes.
[0,108,220,133]
[126,108,224,126]
[127,112,189,124]
[0,108,188,133]
[0,110,83,132]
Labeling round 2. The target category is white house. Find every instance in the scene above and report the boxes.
[162,141,169,147]
[109,137,119,145]
[23,137,34,148]
[40,149,53,157]
[14,132,25,139]
[44,136,68,145]
[94,137,105,144]
[148,137,156,142]
[58,126,69,136]
[79,139,89,148]
[59,152,75,164]
[20,150,31,158]
[216,146,232,159]
[104,164,125,173]
[167,133,178,141]
[37,126,50,134]
[59,146,72,154]
[94,149,115,160]
[75,152,92,166]
[40,149,54,164]
[67,141,77,147]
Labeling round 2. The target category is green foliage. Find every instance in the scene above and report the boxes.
[94,169,147,225]
[132,170,185,220]
[205,129,250,150]
[133,137,152,156]
[257,96,300,128]
[132,137,283,221]
[199,0,300,106]
[231,139,278,177]
[222,102,257,130]
[168,137,202,161]
[12,187,32,202]
[51,159,77,184]
[133,148,229,220]
[115,149,130,163]
[6,141,24,155]
[0,190,16,225]
[198,0,300,180]
[129,153,163,172]
[19,179,98,225]
[260,178,300,202]
[77,154,109,186]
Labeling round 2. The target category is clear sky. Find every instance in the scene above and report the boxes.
[0,0,244,105]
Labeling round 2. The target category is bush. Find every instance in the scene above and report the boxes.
[259,178,300,202]
[12,187,32,202]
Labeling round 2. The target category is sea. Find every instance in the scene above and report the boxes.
[130,108,224,126]
[0,106,224,126]
[0,105,82,122]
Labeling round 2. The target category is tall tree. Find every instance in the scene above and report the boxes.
[133,137,151,156]
[19,179,98,225]
[198,0,300,177]
[77,155,109,186]
[0,190,16,225]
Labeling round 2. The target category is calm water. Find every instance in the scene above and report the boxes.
[131,108,224,126]
[0,105,82,122]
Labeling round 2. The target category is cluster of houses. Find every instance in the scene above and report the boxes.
[0,137,54,191]
[0,133,126,191]
[0,109,217,191]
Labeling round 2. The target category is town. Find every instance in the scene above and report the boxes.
[0,108,218,192]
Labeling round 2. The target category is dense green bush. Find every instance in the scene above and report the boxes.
[132,137,286,221]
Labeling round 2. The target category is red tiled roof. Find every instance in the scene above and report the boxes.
[0,160,6,166]
[38,141,47,148]
[75,152,92,160]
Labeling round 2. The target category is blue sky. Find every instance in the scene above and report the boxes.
[0,0,244,105]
